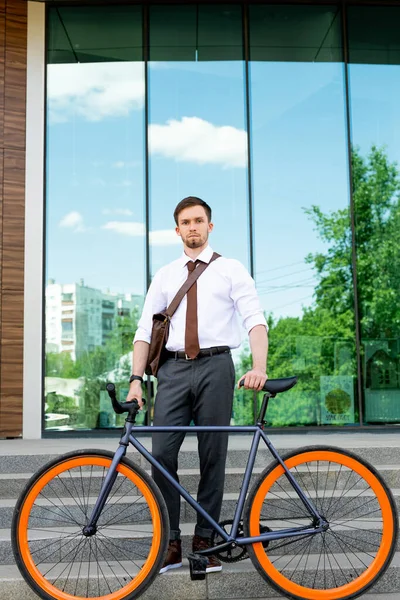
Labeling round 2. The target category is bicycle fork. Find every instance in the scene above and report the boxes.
[83,431,130,536]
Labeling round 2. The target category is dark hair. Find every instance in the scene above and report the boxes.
[173,196,212,225]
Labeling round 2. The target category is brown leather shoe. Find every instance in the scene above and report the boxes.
[192,534,222,573]
[159,539,183,574]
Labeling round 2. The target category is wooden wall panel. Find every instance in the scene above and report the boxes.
[0,0,26,438]
[4,11,27,149]
[2,149,25,291]
[0,12,5,149]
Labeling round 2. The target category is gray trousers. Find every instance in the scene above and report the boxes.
[152,352,235,540]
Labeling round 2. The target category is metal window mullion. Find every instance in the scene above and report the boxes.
[242,3,258,425]
[243,3,254,279]
[341,2,364,426]
[143,4,153,415]
[144,3,150,293]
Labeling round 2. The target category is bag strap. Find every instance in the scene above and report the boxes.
[165,252,221,318]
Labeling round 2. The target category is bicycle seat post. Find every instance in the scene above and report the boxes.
[257,392,275,426]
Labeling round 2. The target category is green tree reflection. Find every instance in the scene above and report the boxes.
[239,146,400,426]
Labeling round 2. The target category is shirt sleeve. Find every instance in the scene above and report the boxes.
[229,260,268,334]
[133,269,168,344]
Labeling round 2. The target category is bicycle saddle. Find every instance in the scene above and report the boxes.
[263,376,297,394]
[240,376,297,394]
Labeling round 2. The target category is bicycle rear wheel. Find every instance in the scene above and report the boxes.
[244,445,398,600]
[12,449,169,600]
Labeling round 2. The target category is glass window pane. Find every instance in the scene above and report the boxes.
[149,4,252,423]
[45,5,146,432]
[250,5,357,427]
[250,5,342,62]
[48,6,143,63]
[348,6,400,423]
[150,4,243,61]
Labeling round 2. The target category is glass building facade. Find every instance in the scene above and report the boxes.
[44,2,400,432]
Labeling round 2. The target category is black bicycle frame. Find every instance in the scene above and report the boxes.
[87,420,327,546]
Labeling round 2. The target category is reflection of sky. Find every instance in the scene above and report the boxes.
[46,58,400,319]
[46,63,146,296]
[148,61,249,274]
[251,61,349,317]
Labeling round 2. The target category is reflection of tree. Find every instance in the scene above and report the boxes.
[45,309,140,428]
[238,146,400,426]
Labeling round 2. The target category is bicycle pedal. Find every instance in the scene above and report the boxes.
[187,552,208,580]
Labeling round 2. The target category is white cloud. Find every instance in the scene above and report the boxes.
[59,211,86,233]
[102,221,181,246]
[102,208,134,216]
[48,62,144,123]
[103,221,144,236]
[112,161,142,169]
[149,116,247,168]
[150,230,181,246]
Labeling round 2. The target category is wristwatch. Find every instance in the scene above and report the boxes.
[129,375,144,384]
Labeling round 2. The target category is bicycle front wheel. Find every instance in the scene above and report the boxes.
[12,449,169,600]
[244,445,398,600]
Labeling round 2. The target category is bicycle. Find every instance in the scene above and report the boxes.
[12,376,398,600]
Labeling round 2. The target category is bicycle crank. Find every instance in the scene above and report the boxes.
[211,520,249,563]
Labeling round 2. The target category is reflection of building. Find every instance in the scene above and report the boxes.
[45,279,143,360]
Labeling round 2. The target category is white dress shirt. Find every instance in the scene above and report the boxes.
[133,245,267,351]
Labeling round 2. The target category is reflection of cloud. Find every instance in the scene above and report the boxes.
[59,211,86,233]
[150,230,180,246]
[102,208,134,216]
[102,221,180,245]
[103,221,144,236]
[112,161,142,169]
[149,117,247,168]
[48,63,144,123]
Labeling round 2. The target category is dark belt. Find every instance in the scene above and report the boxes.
[165,346,231,361]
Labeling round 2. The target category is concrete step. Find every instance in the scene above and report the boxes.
[0,467,264,499]
[2,438,400,473]
[4,460,398,499]
[0,518,394,566]
[0,553,399,599]
[3,484,399,530]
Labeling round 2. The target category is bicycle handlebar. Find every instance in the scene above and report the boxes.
[106,382,146,415]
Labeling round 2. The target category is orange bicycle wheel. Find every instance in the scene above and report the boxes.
[244,445,398,600]
[12,450,169,600]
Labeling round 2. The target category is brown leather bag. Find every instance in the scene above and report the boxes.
[145,253,220,376]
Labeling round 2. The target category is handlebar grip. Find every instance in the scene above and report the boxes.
[106,382,146,415]
[106,382,126,414]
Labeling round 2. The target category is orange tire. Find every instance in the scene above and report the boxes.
[244,445,398,600]
[12,450,169,600]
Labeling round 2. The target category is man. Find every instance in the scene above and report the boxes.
[127,196,268,574]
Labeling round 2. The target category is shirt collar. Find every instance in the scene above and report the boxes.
[180,245,214,267]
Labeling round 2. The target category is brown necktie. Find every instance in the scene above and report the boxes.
[185,261,200,359]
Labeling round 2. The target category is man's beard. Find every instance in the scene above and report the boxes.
[185,234,206,248]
